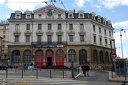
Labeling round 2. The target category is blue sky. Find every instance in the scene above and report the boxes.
[0,0,128,58]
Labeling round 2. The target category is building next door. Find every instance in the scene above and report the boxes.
[46,49,53,66]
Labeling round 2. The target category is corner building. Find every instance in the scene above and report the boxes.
[8,5,115,68]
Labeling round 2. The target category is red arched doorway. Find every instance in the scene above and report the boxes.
[46,49,53,66]
[35,50,43,66]
[56,49,64,66]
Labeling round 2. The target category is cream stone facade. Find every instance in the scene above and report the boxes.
[8,5,115,68]
[0,24,9,59]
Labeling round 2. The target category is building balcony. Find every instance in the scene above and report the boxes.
[24,30,32,35]
[78,30,86,35]
[36,30,43,35]
[56,30,63,35]
[46,30,54,35]
[13,31,21,35]
[67,30,75,35]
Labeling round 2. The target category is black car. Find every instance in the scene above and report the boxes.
[0,63,7,70]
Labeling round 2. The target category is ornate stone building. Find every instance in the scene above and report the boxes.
[8,5,115,68]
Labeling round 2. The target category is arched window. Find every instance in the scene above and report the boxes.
[100,51,104,63]
[93,50,98,62]
[68,49,76,62]
[11,50,20,63]
[23,50,31,64]
[105,52,109,63]
[56,49,64,66]
[79,49,87,65]
[35,50,43,62]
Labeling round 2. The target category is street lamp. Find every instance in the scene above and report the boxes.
[120,28,126,58]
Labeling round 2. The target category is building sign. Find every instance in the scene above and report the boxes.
[34,44,64,48]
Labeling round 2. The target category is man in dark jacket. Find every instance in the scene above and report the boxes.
[85,64,90,76]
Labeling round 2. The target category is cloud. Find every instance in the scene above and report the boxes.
[75,0,91,7]
[113,21,128,30]
[7,0,47,11]
[0,0,5,4]
[98,0,128,9]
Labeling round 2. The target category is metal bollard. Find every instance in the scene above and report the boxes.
[63,70,64,79]
[50,70,51,79]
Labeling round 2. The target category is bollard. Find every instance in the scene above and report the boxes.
[22,69,23,79]
[6,68,8,78]
[36,69,38,79]
[50,70,51,79]
[63,70,64,79]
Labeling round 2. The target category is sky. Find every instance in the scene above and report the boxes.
[0,0,128,58]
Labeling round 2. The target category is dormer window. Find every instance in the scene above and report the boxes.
[58,14,61,18]
[80,14,83,18]
[69,14,73,18]
[27,15,30,18]
[38,14,42,18]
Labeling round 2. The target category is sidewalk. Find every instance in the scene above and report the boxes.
[108,71,128,82]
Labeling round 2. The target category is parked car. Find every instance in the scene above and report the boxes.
[0,63,7,70]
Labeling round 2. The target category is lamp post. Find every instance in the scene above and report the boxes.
[120,29,125,58]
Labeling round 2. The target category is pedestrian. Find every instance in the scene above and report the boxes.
[81,65,86,76]
[85,64,90,77]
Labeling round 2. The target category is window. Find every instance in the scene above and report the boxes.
[38,24,42,30]
[47,35,52,44]
[69,24,73,30]
[109,31,111,36]
[3,35,5,38]
[80,35,84,42]
[104,29,106,35]
[37,35,41,43]
[26,24,30,30]
[58,35,62,44]
[58,14,61,18]
[3,31,6,34]
[26,35,30,42]
[80,24,84,30]
[38,14,42,18]
[23,50,31,63]
[68,49,76,62]
[93,25,95,32]
[105,38,107,45]
[80,14,83,18]
[15,24,19,31]
[69,35,73,42]
[27,15,30,18]
[48,24,51,30]
[15,35,19,42]
[58,24,61,30]
[93,35,96,43]
[99,27,101,33]
[100,37,102,45]
[69,14,72,18]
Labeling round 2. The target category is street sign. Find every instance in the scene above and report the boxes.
[111,53,117,58]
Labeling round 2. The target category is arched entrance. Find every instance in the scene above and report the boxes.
[35,50,43,66]
[79,49,87,65]
[56,49,64,66]
[46,49,53,66]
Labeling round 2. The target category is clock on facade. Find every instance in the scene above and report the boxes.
[47,10,52,16]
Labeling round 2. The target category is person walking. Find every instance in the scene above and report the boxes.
[81,65,86,76]
[85,64,90,77]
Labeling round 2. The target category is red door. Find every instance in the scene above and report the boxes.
[46,49,53,66]
[56,49,64,66]
[35,50,43,66]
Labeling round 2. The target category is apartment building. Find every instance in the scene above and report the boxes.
[8,5,115,67]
